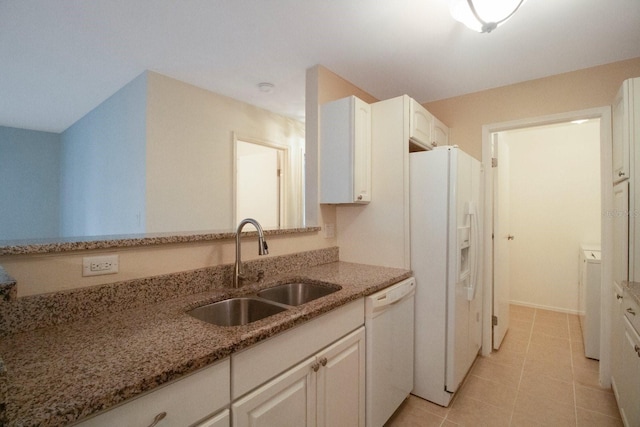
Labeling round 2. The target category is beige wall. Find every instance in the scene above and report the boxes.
[424,57,640,159]
[146,72,305,232]
[503,121,601,312]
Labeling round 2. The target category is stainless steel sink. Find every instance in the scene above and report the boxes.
[187,297,287,327]
[257,282,341,306]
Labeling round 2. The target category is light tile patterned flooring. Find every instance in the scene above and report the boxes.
[386,304,623,426]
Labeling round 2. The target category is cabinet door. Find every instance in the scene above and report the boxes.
[611,282,625,396]
[319,96,371,204]
[232,356,316,427]
[195,409,230,427]
[612,80,630,183]
[433,116,449,147]
[409,98,433,149]
[619,318,640,427]
[316,327,365,427]
[353,98,372,202]
[613,182,629,286]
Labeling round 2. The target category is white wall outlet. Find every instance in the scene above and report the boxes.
[82,255,119,276]
[323,223,335,239]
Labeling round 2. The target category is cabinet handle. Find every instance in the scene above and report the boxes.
[617,294,623,300]
[619,171,626,177]
[312,362,320,372]
[319,357,328,367]
[148,412,166,427]
[635,345,640,357]
[627,308,636,316]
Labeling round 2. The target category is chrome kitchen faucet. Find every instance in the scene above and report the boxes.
[233,218,269,288]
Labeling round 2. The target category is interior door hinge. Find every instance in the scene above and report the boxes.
[492,315,498,326]
[491,158,498,168]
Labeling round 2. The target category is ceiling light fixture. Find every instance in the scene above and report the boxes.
[257,82,275,93]
[450,0,526,33]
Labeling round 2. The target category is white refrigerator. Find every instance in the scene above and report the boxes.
[410,146,483,407]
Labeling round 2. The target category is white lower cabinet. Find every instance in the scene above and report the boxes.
[232,355,316,427]
[74,299,366,427]
[195,409,230,427]
[74,358,230,427]
[616,291,640,427]
[619,316,640,426]
[611,282,625,396]
[232,327,365,427]
[316,327,365,427]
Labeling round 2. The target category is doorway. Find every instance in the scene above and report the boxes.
[481,107,613,386]
[235,138,287,229]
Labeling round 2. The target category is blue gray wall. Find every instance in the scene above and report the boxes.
[0,126,61,240]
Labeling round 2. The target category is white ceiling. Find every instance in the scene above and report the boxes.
[2,0,640,133]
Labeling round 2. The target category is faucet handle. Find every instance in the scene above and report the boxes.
[261,240,269,255]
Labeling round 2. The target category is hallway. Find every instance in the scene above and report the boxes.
[386,305,622,426]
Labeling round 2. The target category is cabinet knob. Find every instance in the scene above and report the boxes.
[635,345,640,357]
[312,362,320,372]
[617,294,623,300]
[319,357,328,367]
[627,308,636,316]
[147,412,167,427]
[431,141,438,147]
[357,194,363,201]
[619,171,626,177]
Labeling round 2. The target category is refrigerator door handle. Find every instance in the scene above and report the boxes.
[466,201,480,301]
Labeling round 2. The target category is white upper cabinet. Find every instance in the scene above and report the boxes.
[433,115,449,147]
[612,79,632,183]
[320,96,371,204]
[409,98,434,149]
[409,98,449,150]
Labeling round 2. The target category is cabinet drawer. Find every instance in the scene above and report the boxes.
[623,291,640,333]
[75,358,230,427]
[232,299,364,399]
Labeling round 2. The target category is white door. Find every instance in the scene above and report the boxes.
[492,134,511,350]
[316,328,365,427]
[232,357,315,427]
[236,140,283,229]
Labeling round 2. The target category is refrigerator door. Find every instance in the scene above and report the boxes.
[410,148,451,406]
[410,146,482,405]
[446,148,483,394]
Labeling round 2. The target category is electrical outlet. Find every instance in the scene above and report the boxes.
[323,223,335,239]
[82,255,119,276]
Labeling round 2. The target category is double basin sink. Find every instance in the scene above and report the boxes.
[187,281,341,327]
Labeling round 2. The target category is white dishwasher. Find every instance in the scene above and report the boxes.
[365,277,416,427]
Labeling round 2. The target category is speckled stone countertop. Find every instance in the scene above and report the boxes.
[0,227,320,256]
[623,281,640,306]
[0,261,411,426]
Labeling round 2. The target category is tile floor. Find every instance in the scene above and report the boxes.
[386,304,623,426]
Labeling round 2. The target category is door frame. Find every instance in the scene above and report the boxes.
[233,133,289,228]
[481,106,612,386]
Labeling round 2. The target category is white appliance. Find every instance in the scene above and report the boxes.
[410,146,483,407]
[365,277,416,427]
[578,245,601,359]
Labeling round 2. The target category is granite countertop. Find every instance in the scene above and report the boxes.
[623,281,640,306]
[0,261,411,426]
